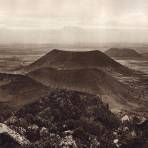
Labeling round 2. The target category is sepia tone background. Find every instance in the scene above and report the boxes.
[0,0,148,45]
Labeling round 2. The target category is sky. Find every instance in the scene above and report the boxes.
[0,0,148,44]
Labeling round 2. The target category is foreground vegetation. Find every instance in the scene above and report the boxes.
[0,89,147,147]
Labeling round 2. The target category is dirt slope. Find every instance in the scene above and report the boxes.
[0,73,49,109]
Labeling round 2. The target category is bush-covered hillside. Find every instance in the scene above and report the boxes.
[1,89,148,147]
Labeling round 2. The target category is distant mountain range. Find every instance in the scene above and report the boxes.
[105,48,142,58]
[1,26,148,47]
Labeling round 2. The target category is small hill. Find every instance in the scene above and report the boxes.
[0,73,49,113]
[23,49,130,74]
[27,67,132,110]
[105,48,142,58]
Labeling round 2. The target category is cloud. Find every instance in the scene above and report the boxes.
[0,0,148,29]
[0,0,148,43]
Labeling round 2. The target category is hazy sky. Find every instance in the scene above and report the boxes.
[0,0,148,44]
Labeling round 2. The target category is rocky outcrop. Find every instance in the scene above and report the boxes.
[0,123,30,147]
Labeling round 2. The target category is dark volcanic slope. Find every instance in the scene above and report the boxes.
[105,48,142,58]
[23,49,130,74]
[0,73,49,109]
[27,67,128,95]
[27,67,131,109]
